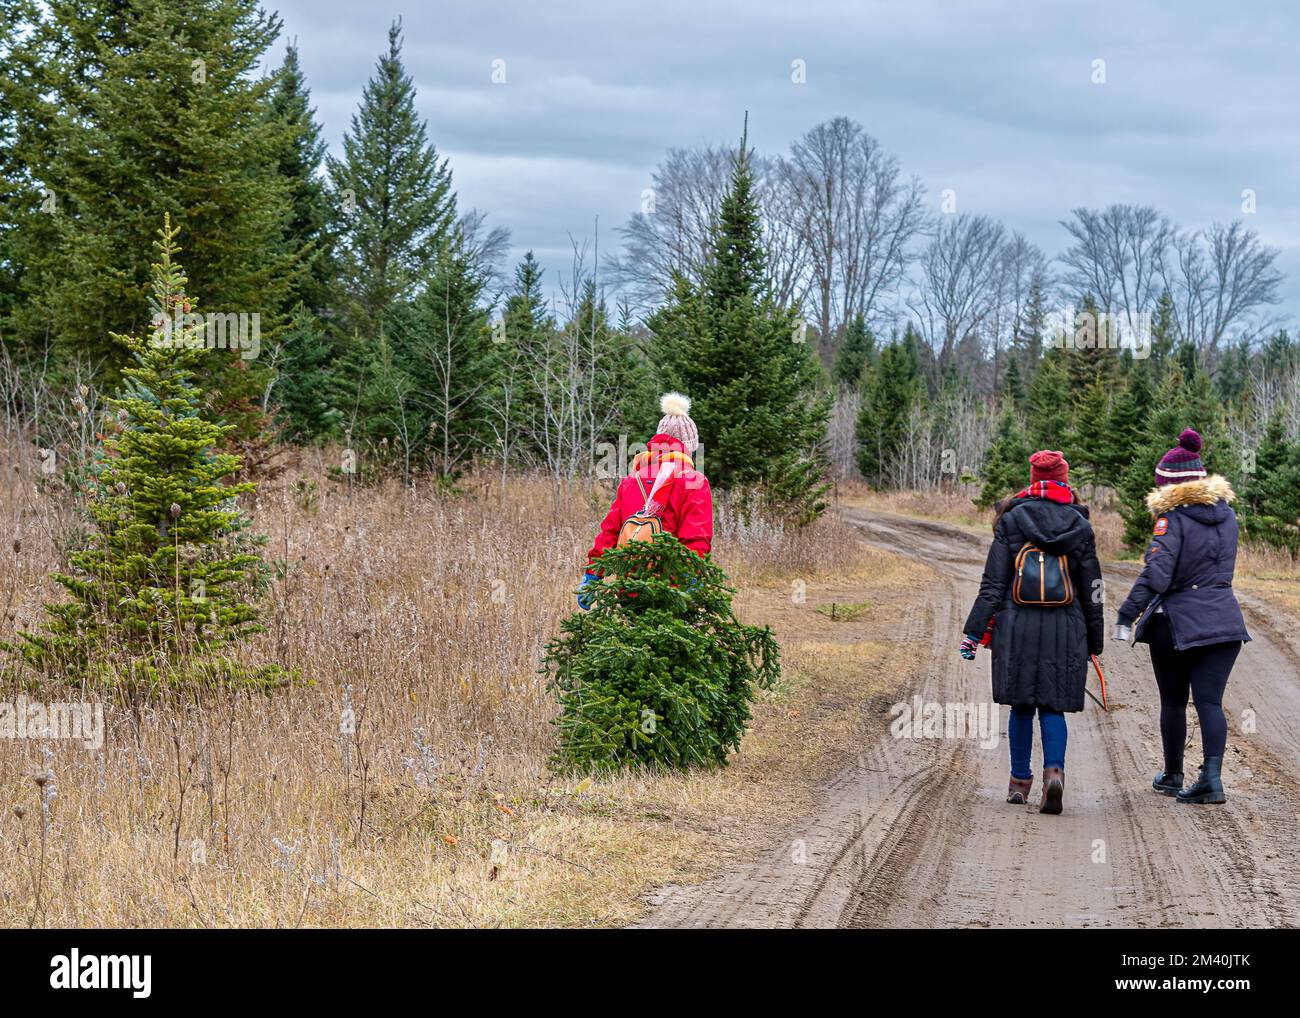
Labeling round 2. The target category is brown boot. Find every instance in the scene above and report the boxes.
[1039,766,1064,815]
[1007,774,1033,805]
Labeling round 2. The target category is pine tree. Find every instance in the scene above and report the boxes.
[1182,367,1233,479]
[1069,379,1111,487]
[274,305,338,441]
[856,330,923,485]
[1103,364,1153,488]
[385,236,492,480]
[327,19,456,339]
[650,124,830,520]
[1014,278,1049,370]
[270,41,333,316]
[1024,347,1070,449]
[834,313,876,387]
[1,0,297,396]
[1066,293,1118,394]
[1003,356,1026,412]
[545,533,780,772]
[488,252,552,467]
[976,406,1032,509]
[1149,289,1178,380]
[1113,365,1234,550]
[564,279,655,454]
[1245,417,1300,552]
[5,218,279,688]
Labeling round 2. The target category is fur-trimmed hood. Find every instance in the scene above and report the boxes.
[1146,474,1235,517]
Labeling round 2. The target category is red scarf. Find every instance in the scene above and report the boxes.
[1012,479,1075,504]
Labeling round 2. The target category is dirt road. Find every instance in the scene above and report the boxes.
[639,508,1300,928]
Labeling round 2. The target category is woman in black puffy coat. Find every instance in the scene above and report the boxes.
[962,451,1105,815]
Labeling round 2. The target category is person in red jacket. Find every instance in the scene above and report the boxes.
[578,392,713,609]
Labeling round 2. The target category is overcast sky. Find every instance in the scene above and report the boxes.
[268,0,1299,325]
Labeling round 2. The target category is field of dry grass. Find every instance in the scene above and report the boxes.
[0,450,925,928]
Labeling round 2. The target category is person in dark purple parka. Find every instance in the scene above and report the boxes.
[1116,429,1250,805]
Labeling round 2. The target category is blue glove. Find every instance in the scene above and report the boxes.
[577,572,600,611]
[959,634,980,660]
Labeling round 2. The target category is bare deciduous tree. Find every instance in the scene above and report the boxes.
[911,213,1007,373]
[782,117,925,355]
[610,144,809,311]
[1164,220,1283,357]
[1058,204,1174,333]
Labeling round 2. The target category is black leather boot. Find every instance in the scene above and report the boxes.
[1152,755,1183,797]
[1176,756,1225,804]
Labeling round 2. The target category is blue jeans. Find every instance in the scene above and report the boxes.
[1008,706,1067,780]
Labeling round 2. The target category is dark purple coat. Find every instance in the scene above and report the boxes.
[1117,475,1251,650]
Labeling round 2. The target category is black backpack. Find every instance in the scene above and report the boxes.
[1013,543,1073,606]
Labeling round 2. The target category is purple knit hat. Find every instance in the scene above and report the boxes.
[1155,428,1207,486]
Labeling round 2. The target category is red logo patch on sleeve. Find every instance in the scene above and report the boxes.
[1154,517,1169,536]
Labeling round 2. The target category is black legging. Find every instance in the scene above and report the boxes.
[1147,613,1241,760]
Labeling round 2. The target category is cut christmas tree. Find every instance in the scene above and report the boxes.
[544,534,780,773]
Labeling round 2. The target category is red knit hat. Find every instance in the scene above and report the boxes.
[1029,450,1069,484]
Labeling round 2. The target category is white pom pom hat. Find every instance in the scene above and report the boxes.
[655,392,699,452]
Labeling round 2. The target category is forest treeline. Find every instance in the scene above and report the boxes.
[1,1,1297,549]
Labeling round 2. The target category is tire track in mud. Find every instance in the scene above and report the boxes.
[640,508,1300,928]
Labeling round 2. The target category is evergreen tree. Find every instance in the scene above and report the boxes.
[326,19,456,338]
[1066,293,1118,394]
[1,0,297,398]
[385,236,492,479]
[274,305,338,441]
[1148,289,1178,380]
[545,533,780,772]
[833,313,875,387]
[976,406,1031,509]
[490,251,552,467]
[650,126,830,520]
[1003,356,1027,413]
[1113,366,1231,550]
[1014,278,1049,370]
[1024,347,1070,449]
[270,40,333,316]
[1103,363,1154,488]
[563,278,655,454]
[1243,415,1300,552]
[4,219,278,687]
[856,330,923,485]
[1069,379,1111,487]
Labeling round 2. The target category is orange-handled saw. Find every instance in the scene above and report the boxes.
[1089,654,1109,711]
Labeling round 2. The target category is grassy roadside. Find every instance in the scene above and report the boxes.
[0,463,928,928]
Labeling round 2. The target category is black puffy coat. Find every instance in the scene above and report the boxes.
[1116,475,1251,649]
[964,497,1106,713]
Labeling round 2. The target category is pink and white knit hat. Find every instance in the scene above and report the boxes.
[655,392,699,452]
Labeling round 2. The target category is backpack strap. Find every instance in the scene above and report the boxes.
[633,471,650,511]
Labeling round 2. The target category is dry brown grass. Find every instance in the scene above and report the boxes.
[837,480,991,531]
[0,450,922,928]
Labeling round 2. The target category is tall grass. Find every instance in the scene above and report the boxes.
[0,447,860,927]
